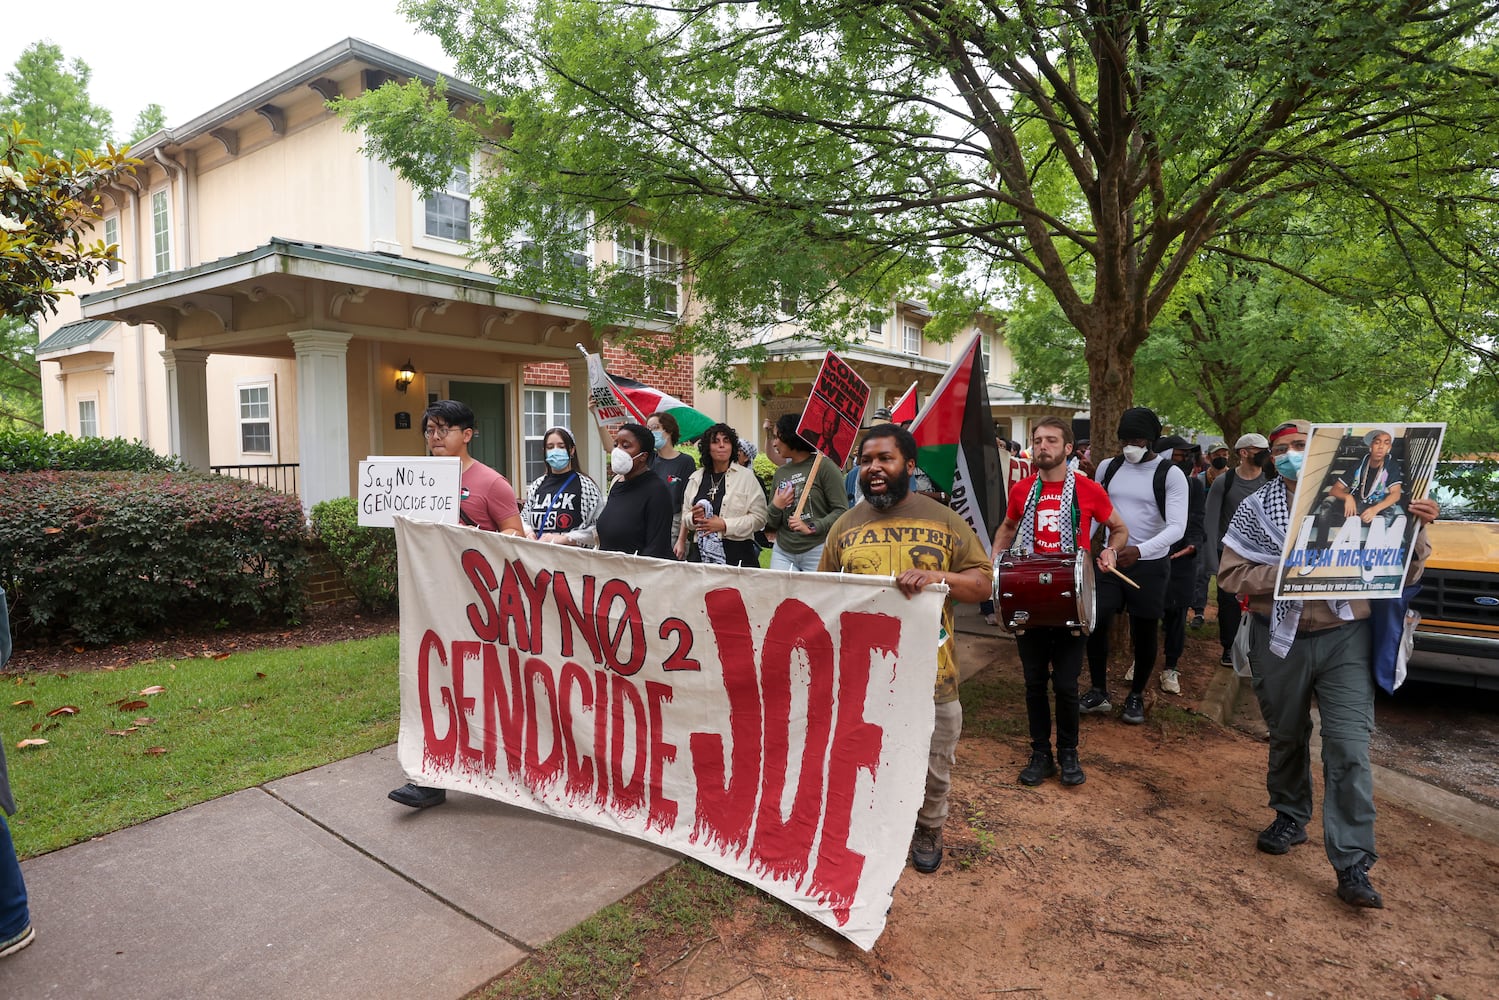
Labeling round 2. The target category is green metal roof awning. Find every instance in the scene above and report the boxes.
[35,319,116,355]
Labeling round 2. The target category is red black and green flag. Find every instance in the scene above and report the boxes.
[908,333,1002,555]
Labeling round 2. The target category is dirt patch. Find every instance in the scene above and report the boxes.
[3,600,399,675]
[626,630,1499,1000]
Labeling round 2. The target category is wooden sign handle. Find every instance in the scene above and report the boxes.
[793,452,825,518]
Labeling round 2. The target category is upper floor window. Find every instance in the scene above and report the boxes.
[903,323,923,356]
[868,313,884,343]
[78,397,99,439]
[151,190,171,274]
[104,215,121,275]
[516,208,592,275]
[616,234,679,315]
[424,164,471,242]
[980,332,993,377]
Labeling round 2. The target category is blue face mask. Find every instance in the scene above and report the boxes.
[1274,449,1304,480]
[545,448,570,471]
[652,430,667,450]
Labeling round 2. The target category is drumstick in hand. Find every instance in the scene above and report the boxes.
[1109,566,1141,590]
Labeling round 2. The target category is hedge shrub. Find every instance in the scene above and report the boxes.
[310,496,398,612]
[0,471,309,645]
[0,430,189,473]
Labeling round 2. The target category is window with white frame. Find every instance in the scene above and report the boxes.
[522,388,571,484]
[151,190,171,274]
[236,380,276,458]
[515,208,592,276]
[104,215,121,275]
[78,397,99,438]
[868,312,884,343]
[902,323,923,355]
[615,233,679,315]
[424,164,471,242]
[980,332,993,377]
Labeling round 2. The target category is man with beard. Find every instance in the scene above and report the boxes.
[1219,420,1438,909]
[819,424,991,874]
[992,417,1128,787]
[1080,407,1188,725]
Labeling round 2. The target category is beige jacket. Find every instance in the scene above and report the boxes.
[679,464,769,542]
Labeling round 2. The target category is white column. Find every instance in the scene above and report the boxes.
[160,348,210,469]
[567,356,601,481]
[289,330,353,514]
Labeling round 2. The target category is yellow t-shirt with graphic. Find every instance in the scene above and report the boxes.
[817,493,989,703]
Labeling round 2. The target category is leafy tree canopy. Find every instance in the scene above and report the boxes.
[129,104,168,145]
[1,41,113,158]
[344,0,1499,442]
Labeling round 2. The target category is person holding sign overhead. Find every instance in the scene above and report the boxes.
[389,399,523,811]
[764,414,848,571]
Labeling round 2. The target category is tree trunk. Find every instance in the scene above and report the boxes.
[1081,307,1140,461]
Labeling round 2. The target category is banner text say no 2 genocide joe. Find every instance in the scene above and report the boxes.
[394,520,941,949]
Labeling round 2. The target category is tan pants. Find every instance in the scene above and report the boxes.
[918,699,963,829]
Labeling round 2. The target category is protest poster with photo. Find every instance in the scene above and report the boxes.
[393,519,944,949]
[357,456,461,527]
[797,351,870,468]
[1274,423,1445,600]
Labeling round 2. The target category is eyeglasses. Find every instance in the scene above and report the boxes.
[1270,441,1307,456]
[424,424,461,439]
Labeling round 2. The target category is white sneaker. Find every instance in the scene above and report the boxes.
[983,613,998,626]
[1123,662,1135,682]
[1160,669,1181,695]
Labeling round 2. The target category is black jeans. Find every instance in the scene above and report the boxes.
[1217,573,1242,653]
[1161,606,1187,669]
[1087,611,1160,695]
[1017,627,1087,752]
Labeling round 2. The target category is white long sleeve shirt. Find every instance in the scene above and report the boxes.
[1095,455,1188,561]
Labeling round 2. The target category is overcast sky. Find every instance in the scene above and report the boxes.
[1,1,456,138]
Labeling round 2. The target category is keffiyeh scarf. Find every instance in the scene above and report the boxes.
[1223,479,1351,658]
[1014,471,1078,555]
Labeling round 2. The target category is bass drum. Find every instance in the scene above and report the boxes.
[991,551,1097,634]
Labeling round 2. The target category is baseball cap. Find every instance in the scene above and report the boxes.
[1234,433,1270,450]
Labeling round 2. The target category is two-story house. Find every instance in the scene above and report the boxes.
[36,38,1083,509]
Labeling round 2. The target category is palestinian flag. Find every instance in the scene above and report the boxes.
[907,333,1003,555]
[607,372,715,442]
[888,381,919,424]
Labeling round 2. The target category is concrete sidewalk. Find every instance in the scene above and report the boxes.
[0,746,677,1000]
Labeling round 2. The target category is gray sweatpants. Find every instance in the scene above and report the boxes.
[1246,615,1377,871]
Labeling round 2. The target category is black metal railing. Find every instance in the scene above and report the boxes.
[211,463,300,495]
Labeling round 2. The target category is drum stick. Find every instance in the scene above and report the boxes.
[1109,566,1141,590]
[793,452,825,518]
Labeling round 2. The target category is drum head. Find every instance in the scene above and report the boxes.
[1074,551,1097,634]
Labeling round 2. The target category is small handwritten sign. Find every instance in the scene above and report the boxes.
[358,457,462,527]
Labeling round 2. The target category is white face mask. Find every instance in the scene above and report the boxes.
[610,446,635,476]
[1122,445,1148,464]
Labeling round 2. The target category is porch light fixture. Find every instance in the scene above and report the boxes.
[395,360,416,393]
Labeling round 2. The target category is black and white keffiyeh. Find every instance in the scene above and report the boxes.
[1014,471,1077,555]
[1223,479,1350,657]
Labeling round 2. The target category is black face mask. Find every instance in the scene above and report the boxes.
[1211,456,1229,470]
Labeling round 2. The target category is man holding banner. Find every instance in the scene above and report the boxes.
[389,399,523,811]
[819,424,991,874]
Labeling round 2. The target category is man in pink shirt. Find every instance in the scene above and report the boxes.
[389,399,522,810]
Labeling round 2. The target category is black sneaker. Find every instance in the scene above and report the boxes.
[911,824,944,874]
[388,783,447,809]
[1058,749,1086,786]
[1336,863,1384,908]
[1019,751,1057,786]
[1220,650,1234,668]
[1121,693,1145,724]
[1256,812,1308,855]
[1190,614,1206,629]
[1078,688,1112,714]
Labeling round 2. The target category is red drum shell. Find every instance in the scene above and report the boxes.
[991,551,1097,634]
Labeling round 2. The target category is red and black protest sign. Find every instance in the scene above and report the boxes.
[796,351,870,468]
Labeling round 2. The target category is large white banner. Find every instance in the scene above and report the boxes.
[394,519,944,949]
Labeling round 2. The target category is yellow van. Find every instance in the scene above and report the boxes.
[1408,465,1499,689]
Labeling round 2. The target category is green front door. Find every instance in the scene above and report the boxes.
[450,380,510,480]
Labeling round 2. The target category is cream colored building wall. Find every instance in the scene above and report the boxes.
[204,357,301,467]
[193,122,371,260]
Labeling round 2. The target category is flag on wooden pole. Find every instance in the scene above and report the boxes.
[907,333,1002,554]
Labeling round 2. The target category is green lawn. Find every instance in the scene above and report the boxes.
[3,633,400,859]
